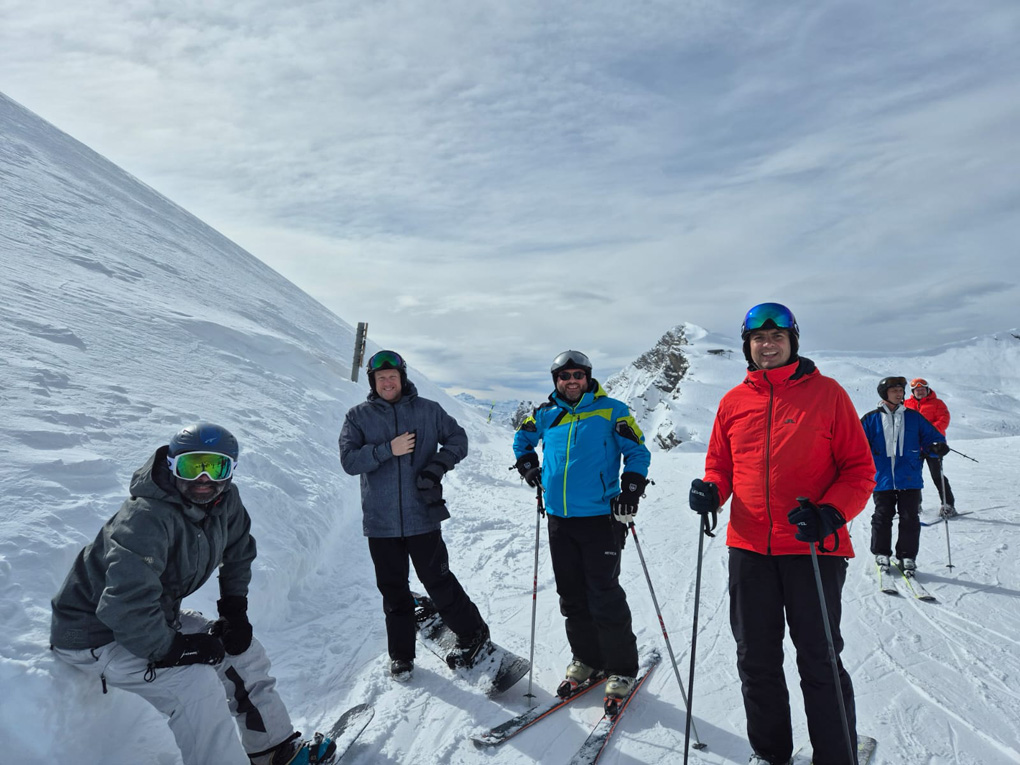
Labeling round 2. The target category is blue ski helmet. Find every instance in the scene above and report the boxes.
[168,422,239,460]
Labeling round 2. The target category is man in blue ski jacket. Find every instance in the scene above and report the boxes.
[513,350,651,707]
[861,376,948,575]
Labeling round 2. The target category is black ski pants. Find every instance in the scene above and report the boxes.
[729,548,858,765]
[923,456,955,507]
[368,531,485,662]
[547,514,638,677]
[869,489,922,560]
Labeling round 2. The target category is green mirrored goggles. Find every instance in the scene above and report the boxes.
[167,451,237,481]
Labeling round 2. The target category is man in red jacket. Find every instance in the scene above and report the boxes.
[689,303,875,765]
[904,378,957,517]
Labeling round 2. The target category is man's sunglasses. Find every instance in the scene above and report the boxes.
[557,370,587,381]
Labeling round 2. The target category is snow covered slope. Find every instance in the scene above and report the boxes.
[3,92,1020,764]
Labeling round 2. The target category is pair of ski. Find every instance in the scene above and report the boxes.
[877,559,936,601]
[472,649,661,764]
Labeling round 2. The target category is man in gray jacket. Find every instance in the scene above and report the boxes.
[51,423,334,765]
[339,350,489,681]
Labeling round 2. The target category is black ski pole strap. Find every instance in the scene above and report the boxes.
[816,531,840,554]
[536,486,545,517]
[701,508,717,538]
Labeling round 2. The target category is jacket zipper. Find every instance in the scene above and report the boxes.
[764,373,775,555]
[563,410,577,516]
[392,405,404,536]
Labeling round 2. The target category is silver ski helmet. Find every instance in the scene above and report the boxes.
[550,350,592,384]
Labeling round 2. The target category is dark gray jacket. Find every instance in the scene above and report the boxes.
[339,382,468,538]
[50,446,257,661]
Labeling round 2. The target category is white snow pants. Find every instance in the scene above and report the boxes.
[53,611,294,765]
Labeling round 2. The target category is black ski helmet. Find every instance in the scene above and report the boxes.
[740,302,800,365]
[550,350,592,384]
[168,422,239,460]
[366,349,408,394]
[877,376,907,401]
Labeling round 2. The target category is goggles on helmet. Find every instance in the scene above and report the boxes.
[550,350,592,374]
[168,451,237,481]
[880,376,908,389]
[741,303,799,338]
[910,378,929,389]
[367,350,405,371]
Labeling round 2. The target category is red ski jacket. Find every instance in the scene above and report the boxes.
[703,358,876,557]
[904,388,950,435]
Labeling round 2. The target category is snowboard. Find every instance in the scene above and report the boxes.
[413,592,530,696]
[323,703,374,762]
[792,733,876,764]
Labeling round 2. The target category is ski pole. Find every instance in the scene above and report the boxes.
[797,498,855,765]
[524,484,545,702]
[940,462,955,571]
[948,446,978,463]
[626,520,705,751]
[684,507,717,763]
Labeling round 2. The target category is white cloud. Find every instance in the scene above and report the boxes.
[2,0,1019,399]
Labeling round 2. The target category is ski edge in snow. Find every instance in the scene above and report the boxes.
[891,562,937,601]
[470,673,605,747]
[324,703,374,762]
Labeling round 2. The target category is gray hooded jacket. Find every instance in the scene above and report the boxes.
[50,446,257,661]
[339,381,468,538]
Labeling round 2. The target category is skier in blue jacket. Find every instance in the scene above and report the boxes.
[513,350,651,710]
[339,350,489,681]
[861,376,948,576]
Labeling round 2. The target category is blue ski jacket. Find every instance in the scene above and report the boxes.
[513,381,650,518]
[860,403,946,491]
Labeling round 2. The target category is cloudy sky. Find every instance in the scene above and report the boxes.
[3,0,1018,400]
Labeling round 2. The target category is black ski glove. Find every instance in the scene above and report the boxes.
[927,441,949,457]
[214,595,253,655]
[610,472,648,521]
[416,462,447,505]
[514,453,542,488]
[787,499,845,550]
[154,631,225,668]
[689,479,720,515]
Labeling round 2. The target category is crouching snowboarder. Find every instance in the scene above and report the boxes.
[51,423,336,765]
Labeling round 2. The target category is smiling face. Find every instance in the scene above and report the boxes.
[748,328,792,369]
[175,474,228,506]
[555,368,588,403]
[373,369,403,402]
[885,385,906,406]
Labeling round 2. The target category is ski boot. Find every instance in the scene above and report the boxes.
[939,504,958,519]
[897,558,917,578]
[875,554,891,572]
[748,755,791,765]
[390,658,414,682]
[445,622,490,669]
[249,731,336,765]
[603,674,637,716]
[557,659,595,698]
